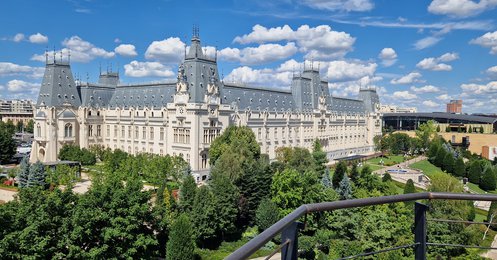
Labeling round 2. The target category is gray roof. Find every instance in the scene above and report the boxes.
[35,111,46,118]
[383,112,497,124]
[223,84,296,112]
[108,83,176,109]
[59,109,76,118]
[36,61,81,108]
[330,97,366,114]
[79,84,116,108]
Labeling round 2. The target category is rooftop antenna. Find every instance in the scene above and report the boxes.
[60,49,63,63]
[99,62,102,76]
[215,45,217,61]
[53,46,56,63]
[45,46,48,64]
[68,49,71,63]
[86,72,89,84]
[110,62,113,73]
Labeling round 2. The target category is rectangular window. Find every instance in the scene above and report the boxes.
[114,125,118,137]
[106,125,110,137]
[160,127,164,141]
[97,125,101,137]
[89,125,93,137]
[142,126,146,139]
[121,126,124,138]
[150,127,154,140]
[128,126,131,138]
[135,126,139,139]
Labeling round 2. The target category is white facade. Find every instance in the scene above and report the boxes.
[31,35,382,178]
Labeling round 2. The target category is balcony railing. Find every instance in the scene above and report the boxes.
[227,192,497,260]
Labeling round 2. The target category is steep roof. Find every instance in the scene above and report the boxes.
[36,60,81,108]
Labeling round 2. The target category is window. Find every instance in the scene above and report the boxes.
[64,123,72,137]
[97,125,101,137]
[160,127,164,141]
[88,125,93,137]
[174,128,191,144]
[114,125,118,137]
[128,126,131,138]
[36,124,41,137]
[142,126,146,139]
[107,125,110,137]
[150,127,154,139]
[201,153,208,169]
[121,126,124,138]
[135,126,139,139]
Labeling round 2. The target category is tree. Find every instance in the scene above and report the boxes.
[255,198,280,232]
[321,168,332,188]
[436,125,441,132]
[27,161,46,188]
[0,126,16,163]
[312,140,328,175]
[191,186,217,246]
[382,172,392,182]
[17,157,30,188]
[446,125,451,132]
[480,167,496,191]
[350,164,360,183]
[209,126,260,166]
[442,152,455,174]
[333,161,347,189]
[179,174,197,213]
[480,126,484,133]
[415,120,437,149]
[210,172,240,238]
[166,214,195,260]
[25,119,34,133]
[454,157,466,177]
[16,120,24,132]
[467,160,482,184]
[58,144,96,165]
[468,127,473,133]
[434,146,447,168]
[404,179,416,194]
[337,176,352,200]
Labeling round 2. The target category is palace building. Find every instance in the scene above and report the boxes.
[31,33,382,180]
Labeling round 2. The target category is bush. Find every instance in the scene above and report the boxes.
[166,214,195,260]
[255,198,280,233]
[382,173,392,182]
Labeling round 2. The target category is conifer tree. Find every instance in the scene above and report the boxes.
[436,125,441,132]
[179,174,197,213]
[404,179,416,194]
[337,176,352,200]
[255,198,280,232]
[468,161,482,184]
[17,157,30,188]
[350,164,360,183]
[480,126,484,133]
[454,157,466,177]
[321,168,332,188]
[382,172,392,182]
[312,140,328,175]
[27,161,46,188]
[442,152,455,174]
[332,161,347,189]
[434,146,446,168]
[210,172,239,238]
[192,186,217,246]
[480,167,496,191]
[166,214,195,260]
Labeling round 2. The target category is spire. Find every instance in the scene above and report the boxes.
[186,25,204,59]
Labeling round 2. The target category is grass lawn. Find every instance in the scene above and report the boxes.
[0,183,18,191]
[366,155,405,166]
[409,160,445,179]
[194,238,272,259]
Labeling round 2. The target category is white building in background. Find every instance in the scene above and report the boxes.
[30,33,382,180]
[380,104,417,114]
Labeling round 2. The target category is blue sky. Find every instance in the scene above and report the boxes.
[1,0,497,113]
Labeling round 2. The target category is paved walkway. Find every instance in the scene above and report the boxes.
[0,188,16,203]
[482,234,497,259]
[373,156,429,189]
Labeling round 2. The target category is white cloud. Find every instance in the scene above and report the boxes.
[428,0,497,18]
[123,61,175,78]
[470,31,497,54]
[423,100,439,108]
[390,72,423,84]
[410,85,440,93]
[416,52,458,71]
[436,94,451,101]
[461,81,497,94]
[114,44,138,57]
[413,36,442,50]
[31,36,114,63]
[0,62,44,78]
[224,66,293,87]
[145,37,185,63]
[6,79,38,93]
[218,43,297,65]
[233,24,355,60]
[276,59,303,72]
[13,33,25,42]
[302,0,374,11]
[325,60,377,82]
[328,75,382,97]
[378,48,397,67]
[487,65,497,76]
[28,33,48,44]
[392,91,417,100]
[114,38,121,43]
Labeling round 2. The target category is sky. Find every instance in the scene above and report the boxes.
[1,0,497,113]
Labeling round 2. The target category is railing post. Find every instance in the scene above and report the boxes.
[414,202,428,260]
[281,221,303,260]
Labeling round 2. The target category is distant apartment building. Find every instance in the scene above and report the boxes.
[447,100,462,114]
[380,104,417,113]
[0,99,34,124]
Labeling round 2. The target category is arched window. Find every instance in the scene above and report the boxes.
[64,123,73,137]
[36,124,41,137]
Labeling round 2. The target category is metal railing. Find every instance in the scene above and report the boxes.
[226,192,497,260]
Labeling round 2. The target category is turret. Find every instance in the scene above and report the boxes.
[358,88,380,113]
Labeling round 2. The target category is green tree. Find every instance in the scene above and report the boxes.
[192,186,217,247]
[27,161,46,188]
[480,167,496,191]
[16,120,24,132]
[58,144,96,165]
[468,127,473,133]
[446,125,451,132]
[480,126,484,133]
[404,179,416,194]
[209,126,260,166]
[25,119,34,133]
[442,152,455,174]
[333,161,347,189]
[337,176,352,200]
[17,157,30,188]
[0,125,16,163]
[166,214,195,260]
[382,172,392,182]
[436,125,441,132]
[312,140,328,175]
[255,198,280,233]
[321,168,332,188]
[415,120,437,149]
[467,160,482,184]
[179,174,197,213]
[453,157,466,177]
[350,164,360,183]
[210,172,239,238]
[434,146,447,168]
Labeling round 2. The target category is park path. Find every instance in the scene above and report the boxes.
[373,155,428,189]
[0,188,16,203]
[482,235,497,259]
